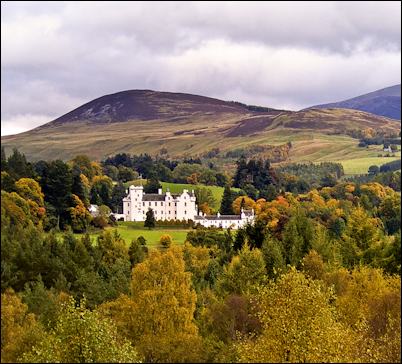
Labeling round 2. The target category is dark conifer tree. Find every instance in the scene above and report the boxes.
[220,185,234,214]
[144,208,156,229]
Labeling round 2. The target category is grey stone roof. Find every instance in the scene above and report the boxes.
[143,194,166,201]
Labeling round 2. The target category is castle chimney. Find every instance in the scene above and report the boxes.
[158,188,162,195]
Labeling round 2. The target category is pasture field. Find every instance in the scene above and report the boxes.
[339,154,401,175]
[57,221,193,248]
[160,182,241,209]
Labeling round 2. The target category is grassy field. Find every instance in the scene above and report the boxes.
[160,182,241,209]
[60,222,192,248]
[339,154,401,175]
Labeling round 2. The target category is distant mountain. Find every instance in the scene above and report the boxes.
[1,90,400,162]
[306,85,401,120]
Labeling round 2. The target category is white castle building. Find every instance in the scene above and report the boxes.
[123,185,197,222]
[121,185,255,229]
[194,209,255,229]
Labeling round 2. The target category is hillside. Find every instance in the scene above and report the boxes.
[306,84,401,120]
[1,90,400,162]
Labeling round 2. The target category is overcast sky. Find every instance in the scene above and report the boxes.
[1,1,401,136]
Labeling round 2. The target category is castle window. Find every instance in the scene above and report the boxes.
[184,202,187,207]
[184,210,187,214]
[143,202,145,206]
[161,202,164,206]
[155,202,157,206]
[169,203,171,207]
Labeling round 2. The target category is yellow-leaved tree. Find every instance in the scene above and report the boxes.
[98,245,204,363]
[21,295,140,363]
[1,289,46,363]
[235,268,364,363]
[14,177,46,226]
[232,196,256,214]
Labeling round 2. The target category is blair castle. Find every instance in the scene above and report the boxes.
[123,185,197,222]
[121,185,254,229]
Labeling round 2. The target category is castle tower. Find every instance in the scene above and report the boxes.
[123,185,145,221]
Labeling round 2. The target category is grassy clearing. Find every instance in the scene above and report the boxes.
[339,156,401,175]
[160,182,241,209]
[57,222,192,248]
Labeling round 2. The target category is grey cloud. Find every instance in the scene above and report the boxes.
[1,1,401,135]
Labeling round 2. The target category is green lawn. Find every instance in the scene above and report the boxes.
[160,182,240,209]
[339,156,401,175]
[58,222,192,248]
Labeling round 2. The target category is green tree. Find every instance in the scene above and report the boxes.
[22,296,140,363]
[90,175,113,207]
[143,177,162,193]
[217,243,266,296]
[220,185,235,214]
[6,148,34,180]
[128,237,147,266]
[282,210,315,267]
[40,160,73,229]
[111,181,126,213]
[118,165,137,182]
[144,208,155,229]
[261,235,285,278]
[195,186,216,209]
[1,146,8,172]
[368,165,380,175]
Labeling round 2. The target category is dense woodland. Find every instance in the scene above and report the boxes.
[1,147,401,363]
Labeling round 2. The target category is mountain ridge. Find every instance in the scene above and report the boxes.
[2,89,400,162]
[305,84,401,120]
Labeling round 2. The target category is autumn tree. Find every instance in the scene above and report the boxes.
[90,175,113,207]
[160,234,173,248]
[69,194,92,232]
[71,166,90,207]
[99,246,203,362]
[235,268,362,363]
[14,177,46,226]
[195,186,216,212]
[22,296,140,363]
[1,288,46,363]
[217,243,266,296]
[232,195,256,214]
